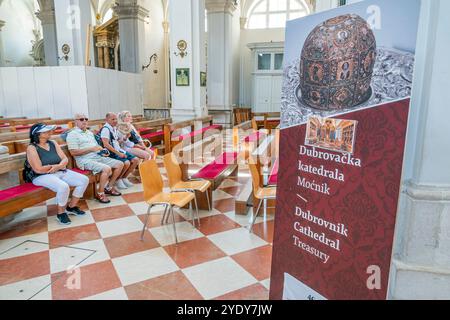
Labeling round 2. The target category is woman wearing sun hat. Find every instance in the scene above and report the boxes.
[26,123,90,225]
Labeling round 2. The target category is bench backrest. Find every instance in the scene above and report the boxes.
[133,118,172,130]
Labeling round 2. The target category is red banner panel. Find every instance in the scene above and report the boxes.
[270,99,410,300]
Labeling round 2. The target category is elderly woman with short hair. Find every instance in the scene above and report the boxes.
[117,111,154,160]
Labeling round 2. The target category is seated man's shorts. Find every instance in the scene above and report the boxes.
[110,151,136,163]
[77,154,123,175]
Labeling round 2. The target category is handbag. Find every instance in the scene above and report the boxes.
[23,159,36,183]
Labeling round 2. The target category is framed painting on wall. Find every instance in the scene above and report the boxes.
[176,68,190,86]
[200,71,207,87]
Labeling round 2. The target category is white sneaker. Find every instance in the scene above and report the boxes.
[123,178,134,188]
[116,179,128,189]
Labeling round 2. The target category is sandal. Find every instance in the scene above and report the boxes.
[105,187,122,197]
[96,193,111,204]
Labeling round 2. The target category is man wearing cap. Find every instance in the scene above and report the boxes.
[66,113,124,204]
[27,123,90,225]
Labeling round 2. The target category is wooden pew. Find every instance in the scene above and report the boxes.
[252,112,280,132]
[133,118,172,148]
[234,132,279,215]
[164,116,223,154]
[0,146,99,218]
[233,108,252,125]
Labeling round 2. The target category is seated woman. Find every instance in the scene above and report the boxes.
[26,123,90,225]
[117,111,154,160]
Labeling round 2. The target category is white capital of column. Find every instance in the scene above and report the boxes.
[205,0,237,14]
[113,4,149,21]
[36,9,55,25]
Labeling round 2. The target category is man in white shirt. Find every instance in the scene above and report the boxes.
[67,114,124,203]
[101,113,140,189]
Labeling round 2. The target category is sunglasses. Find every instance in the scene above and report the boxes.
[77,118,89,122]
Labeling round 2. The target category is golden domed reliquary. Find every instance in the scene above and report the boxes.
[299,14,377,111]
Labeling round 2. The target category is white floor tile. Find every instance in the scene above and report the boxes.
[213,189,234,201]
[218,179,242,188]
[0,275,51,300]
[120,184,144,195]
[86,196,126,211]
[112,248,179,286]
[129,202,165,216]
[49,246,94,274]
[260,278,271,290]
[75,239,111,268]
[182,257,257,300]
[149,221,204,246]
[0,232,49,260]
[224,211,274,227]
[96,216,143,238]
[8,206,47,226]
[177,208,221,221]
[82,287,128,300]
[207,228,267,255]
[47,211,95,232]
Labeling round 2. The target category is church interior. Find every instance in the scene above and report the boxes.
[0,0,449,301]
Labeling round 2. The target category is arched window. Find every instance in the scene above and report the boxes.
[102,8,114,23]
[247,0,311,29]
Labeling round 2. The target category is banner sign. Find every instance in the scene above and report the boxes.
[270,0,421,300]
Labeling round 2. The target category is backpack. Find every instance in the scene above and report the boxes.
[60,128,73,142]
[23,159,36,183]
[95,126,115,147]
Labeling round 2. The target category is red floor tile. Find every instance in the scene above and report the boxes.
[51,260,122,300]
[0,251,50,286]
[122,192,145,204]
[125,271,203,300]
[48,224,101,249]
[213,198,235,213]
[163,237,226,269]
[90,205,134,222]
[103,231,160,259]
[0,218,48,241]
[137,212,185,228]
[231,245,273,281]
[194,215,241,236]
[214,283,269,300]
[251,220,274,243]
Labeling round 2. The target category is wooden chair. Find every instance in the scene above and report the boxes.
[248,159,277,233]
[164,152,212,212]
[139,160,196,244]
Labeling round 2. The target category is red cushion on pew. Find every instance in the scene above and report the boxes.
[192,152,238,180]
[0,184,43,202]
[178,125,223,141]
[268,159,279,185]
[141,130,164,140]
[71,168,92,176]
[244,131,264,143]
[137,127,152,133]
[0,124,9,128]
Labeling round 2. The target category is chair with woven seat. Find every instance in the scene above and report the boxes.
[164,153,212,223]
[248,159,277,233]
[139,159,195,244]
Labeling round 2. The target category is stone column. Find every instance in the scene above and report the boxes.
[205,0,237,127]
[162,21,170,107]
[36,0,59,66]
[53,0,93,66]
[0,20,5,67]
[389,0,450,299]
[113,2,148,73]
[169,0,207,121]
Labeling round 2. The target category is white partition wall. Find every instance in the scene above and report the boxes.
[0,66,143,119]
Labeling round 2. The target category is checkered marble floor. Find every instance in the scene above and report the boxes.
[0,151,274,300]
